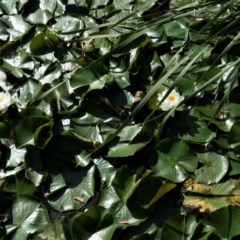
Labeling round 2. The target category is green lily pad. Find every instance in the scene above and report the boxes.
[152,139,198,183]
[13,116,52,148]
[183,179,240,213]
[30,31,64,55]
[47,165,95,212]
[161,215,197,240]
[194,152,229,184]
[65,206,117,240]
[107,142,148,158]
[204,206,240,239]
[228,121,240,153]
[98,166,150,224]
[52,15,84,41]
[11,196,50,240]
[135,176,176,209]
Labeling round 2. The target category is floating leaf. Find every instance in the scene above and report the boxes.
[135,175,176,209]
[161,215,197,240]
[18,80,42,108]
[228,121,240,154]
[0,121,10,138]
[0,0,17,14]
[0,166,24,179]
[164,19,189,45]
[152,139,198,183]
[34,121,53,149]
[112,166,147,201]
[181,126,216,145]
[11,196,50,240]
[47,165,95,212]
[27,9,53,25]
[1,0,240,239]
[98,166,150,224]
[15,176,35,196]
[13,116,51,148]
[107,142,148,158]
[183,179,240,213]
[117,125,142,142]
[203,206,240,239]
[6,147,26,168]
[65,206,117,240]
[52,15,84,41]
[194,152,229,184]
[0,59,24,78]
[30,32,63,55]
[70,62,109,91]
[26,0,57,25]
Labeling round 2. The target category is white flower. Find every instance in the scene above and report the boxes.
[0,92,15,113]
[0,70,11,91]
[157,89,184,111]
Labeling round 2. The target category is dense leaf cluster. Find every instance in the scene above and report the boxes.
[1,0,240,239]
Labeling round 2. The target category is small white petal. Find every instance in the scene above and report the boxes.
[0,71,13,91]
[0,92,14,113]
[0,70,7,81]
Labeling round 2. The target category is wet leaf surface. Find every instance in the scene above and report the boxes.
[1,0,240,239]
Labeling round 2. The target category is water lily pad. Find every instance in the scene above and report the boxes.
[161,215,197,240]
[65,206,117,240]
[47,165,95,212]
[107,142,148,158]
[204,206,240,239]
[152,139,198,183]
[52,15,84,41]
[13,116,52,148]
[194,152,229,184]
[228,121,240,153]
[183,179,240,213]
[11,196,50,239]
[30,31,63,55]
